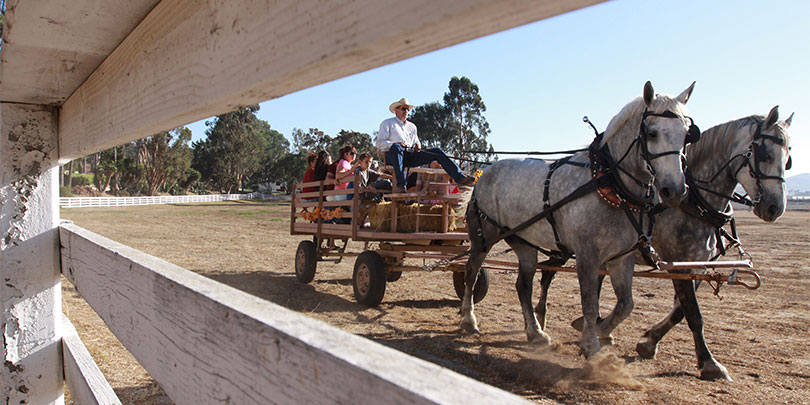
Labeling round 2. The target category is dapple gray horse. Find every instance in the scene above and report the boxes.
[544,106,792,380]
[461,82,696,358]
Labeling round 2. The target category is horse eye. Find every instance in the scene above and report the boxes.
[647,130,658,139]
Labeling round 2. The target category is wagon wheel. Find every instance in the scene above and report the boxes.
[353,251,387,307]
[453,268,489,303]
[386,271,403,282]
[294,240,317,283]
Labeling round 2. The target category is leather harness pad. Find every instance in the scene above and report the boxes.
[594,169,642,212]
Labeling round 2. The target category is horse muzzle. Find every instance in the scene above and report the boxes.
[657,177,687,207]
[753,197,785,222]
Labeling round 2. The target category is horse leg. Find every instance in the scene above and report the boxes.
[535,269,555,330]
[672,279,732,381]
[512,241,550,345]
[636,292,684,359]
[460,203,495,334]
[575,253,602,358]
[570,274,606,333]
[460,248,487,334]
[595,255,635,344]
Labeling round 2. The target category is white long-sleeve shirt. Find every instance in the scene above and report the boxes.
[376,117,420,152]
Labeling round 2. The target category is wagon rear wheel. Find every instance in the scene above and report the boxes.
[453,268,489,303]
[353,251,387,307]
[294,240,317,283]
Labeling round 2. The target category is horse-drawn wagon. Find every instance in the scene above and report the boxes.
[289,162,760,309]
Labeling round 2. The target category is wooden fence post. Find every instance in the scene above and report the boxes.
[0,103,63,403]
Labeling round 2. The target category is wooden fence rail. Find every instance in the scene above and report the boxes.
[62,314,122,405]
[59,193,288,208]
[59,223,529,404]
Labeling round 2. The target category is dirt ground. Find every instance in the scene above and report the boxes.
[61,201,810,404]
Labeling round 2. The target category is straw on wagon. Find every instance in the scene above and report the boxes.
[366,201,465,233]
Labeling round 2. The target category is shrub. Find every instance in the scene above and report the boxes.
[59,185,73,197]
[71,174,92,187]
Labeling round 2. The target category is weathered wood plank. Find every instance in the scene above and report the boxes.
[0,0,161,105]
[0,103,63,404]
[61,314,122,405]
[59,223,529,404]
[58,0,604,160]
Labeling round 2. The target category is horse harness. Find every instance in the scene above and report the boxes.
[471,108,699,268]
[681,173,743,260]
[679,118,790,260]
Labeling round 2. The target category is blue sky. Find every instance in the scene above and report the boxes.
[186,0,809,175]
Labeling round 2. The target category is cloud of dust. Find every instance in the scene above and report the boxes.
[556,351,642,390]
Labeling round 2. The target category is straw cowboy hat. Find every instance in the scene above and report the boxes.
[389,98,413,114]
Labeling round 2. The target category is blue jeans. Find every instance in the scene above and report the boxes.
[384,144,464,188]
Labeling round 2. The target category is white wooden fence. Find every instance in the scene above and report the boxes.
[60,223,528,404]
[59,193,287,208]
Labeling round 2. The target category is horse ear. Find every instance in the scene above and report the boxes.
[784,112,794,128]
[765,105,779,129]
[676,81,696,104]
[643,81,654,107]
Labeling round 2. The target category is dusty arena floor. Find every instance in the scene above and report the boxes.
[61,201,810,404]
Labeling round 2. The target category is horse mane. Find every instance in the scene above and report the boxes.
[601,94,686,146]
[686,114,791,169]
[686,116,760,168]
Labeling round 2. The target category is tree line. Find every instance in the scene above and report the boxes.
[61,76,494,196]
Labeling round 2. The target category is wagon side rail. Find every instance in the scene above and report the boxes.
[291,171,470,241]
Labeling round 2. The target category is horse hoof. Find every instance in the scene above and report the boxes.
[700,361,732,381]
[460,321,480,335]
[528,331,551,346]
[635,339,658,359]
[579,341,601,359]
[598,335,614,346]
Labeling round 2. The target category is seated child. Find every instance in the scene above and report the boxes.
[354,152,393,201]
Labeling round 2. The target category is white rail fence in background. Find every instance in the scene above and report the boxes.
[59,193,289,208]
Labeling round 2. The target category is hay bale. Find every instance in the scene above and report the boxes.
[367,202,461,233]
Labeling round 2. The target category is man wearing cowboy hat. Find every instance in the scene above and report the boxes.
[377,97,476,193]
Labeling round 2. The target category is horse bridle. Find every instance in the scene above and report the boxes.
[738,123,792,181]
[639,109,701,163]
[693,119,791,207]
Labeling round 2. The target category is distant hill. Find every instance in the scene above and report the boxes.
[787,173,810,195]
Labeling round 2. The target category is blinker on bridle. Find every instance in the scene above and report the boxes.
[736,122,792,183]
[637,109,700,169]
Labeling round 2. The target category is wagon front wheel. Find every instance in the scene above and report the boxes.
[294,240,317,283]
[353,251,387,307]
[453,268,489,303]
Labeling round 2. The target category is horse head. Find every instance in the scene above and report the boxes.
[735,106,792,222]
[603,81,695,207]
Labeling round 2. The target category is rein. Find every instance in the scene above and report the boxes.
[687,118,791,208]
[675,118,790,262]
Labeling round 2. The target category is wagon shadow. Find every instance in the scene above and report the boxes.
[201,270,360,314]
[384,298,458,309]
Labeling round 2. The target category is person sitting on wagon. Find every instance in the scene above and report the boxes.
[354,152,393,201]
[376,98,476,193]
[327,145,360,202]
[301,152,318,202]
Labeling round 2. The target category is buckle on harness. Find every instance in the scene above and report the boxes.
[638,234,652,247]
